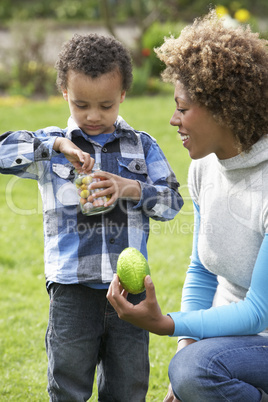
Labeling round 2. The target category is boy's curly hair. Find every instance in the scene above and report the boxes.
[155,9,268,152]
[55,33,133,92]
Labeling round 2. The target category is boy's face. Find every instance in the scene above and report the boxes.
[62,69,126,136]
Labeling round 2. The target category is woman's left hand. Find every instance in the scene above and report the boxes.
[107,274,175,336]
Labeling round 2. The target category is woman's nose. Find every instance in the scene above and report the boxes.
[170,111,180,127]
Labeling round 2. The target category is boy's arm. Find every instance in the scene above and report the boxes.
[135,139,183,220]
[0,130,57,179]
[53,137,94,173]
[90,139,183,219]
[0,131,94,179]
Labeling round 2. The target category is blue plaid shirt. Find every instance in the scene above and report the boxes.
[0,116,183,285]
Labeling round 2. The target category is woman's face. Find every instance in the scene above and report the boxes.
[170,81,238,160]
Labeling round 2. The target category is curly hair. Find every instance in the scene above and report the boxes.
[55,33,133,92]
[155,9,268,151]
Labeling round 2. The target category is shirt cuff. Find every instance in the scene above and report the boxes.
[133,180,158,211]
[34,136,58,161]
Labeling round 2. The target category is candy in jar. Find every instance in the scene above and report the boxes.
[74,163,115,216]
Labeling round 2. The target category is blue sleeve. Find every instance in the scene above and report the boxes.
[181,202,218,312]
[169,228,268,338]
[0,130,58,180]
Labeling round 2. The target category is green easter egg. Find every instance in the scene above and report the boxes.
[75,177,83,185]
[117,247,150,294]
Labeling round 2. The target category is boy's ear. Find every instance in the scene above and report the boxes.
[62,89,68,101]
[120,90,126,103]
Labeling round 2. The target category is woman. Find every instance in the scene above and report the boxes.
[107,9,268,402]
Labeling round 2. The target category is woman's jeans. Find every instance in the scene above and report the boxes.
[45,283,149,401]
[169,334,268,402]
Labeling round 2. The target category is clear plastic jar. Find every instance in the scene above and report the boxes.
[74,163,115,216]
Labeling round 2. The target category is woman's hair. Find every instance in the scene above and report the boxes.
[155,9,268,151]
[55,33,133,92]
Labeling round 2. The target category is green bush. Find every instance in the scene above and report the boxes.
[130,60,174,96]
[142,21,185,77]
[7,20,58,97]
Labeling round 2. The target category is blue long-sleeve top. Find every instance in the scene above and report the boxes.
[169,202,268,338]
[169,134,268,338]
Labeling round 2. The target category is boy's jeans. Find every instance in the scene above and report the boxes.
[169,334,268,401]
[45,283,149,401]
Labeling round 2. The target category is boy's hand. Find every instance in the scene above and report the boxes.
[89,171,141,206]
[53,137,94,173]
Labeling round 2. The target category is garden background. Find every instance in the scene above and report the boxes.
[0,1,267,400]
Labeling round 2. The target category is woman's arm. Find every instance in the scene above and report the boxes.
[181,202,218,312]
[107,232,268,338]
[169,232,268,337]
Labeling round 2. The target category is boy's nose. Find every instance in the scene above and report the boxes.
[87,109,100,121]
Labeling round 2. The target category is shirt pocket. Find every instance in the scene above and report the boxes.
[52,162,78,206]
[117,157,148,182]
[52,162,75,180]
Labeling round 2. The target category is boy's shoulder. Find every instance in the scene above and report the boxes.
[0,126,67,143]
[36,126,67,137]
[116,116,157,144]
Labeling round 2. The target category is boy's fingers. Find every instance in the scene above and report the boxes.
[79,153,95,173]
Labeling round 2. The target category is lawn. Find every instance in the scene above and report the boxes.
[0,94,193,401]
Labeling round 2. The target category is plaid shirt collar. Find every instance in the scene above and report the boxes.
[66,116,138,145]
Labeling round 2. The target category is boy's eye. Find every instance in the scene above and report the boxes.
[102,105,112,110]
[177,108,187,114]
[75,104,87,109]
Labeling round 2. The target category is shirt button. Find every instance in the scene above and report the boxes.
[16,158,22,164]
[135,164,140,170]
[109,238,115,244]
[102,147,108,153]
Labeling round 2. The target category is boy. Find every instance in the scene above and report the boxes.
[0,34,183,401]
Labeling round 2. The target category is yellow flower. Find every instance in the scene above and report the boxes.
[28,60,37,72]
[216,5,229,18]
[48,96,65,105]
[234,8,250,23]
[0,96,29,107]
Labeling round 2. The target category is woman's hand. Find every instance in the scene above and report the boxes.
[88,170,141,206]
[53,137,95,173]
[107,274,175,335]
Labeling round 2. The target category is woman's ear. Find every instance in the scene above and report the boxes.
[62,89,68,101]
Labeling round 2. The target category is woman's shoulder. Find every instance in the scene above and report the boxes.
[189,154,217,180]
[188,154,217,201]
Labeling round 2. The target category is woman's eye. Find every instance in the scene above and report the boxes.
[177,108,187,114]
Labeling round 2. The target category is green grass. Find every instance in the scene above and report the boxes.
[0,94,193,401]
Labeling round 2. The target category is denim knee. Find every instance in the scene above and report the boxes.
[168,336,268,402]
[168,344,204,400]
